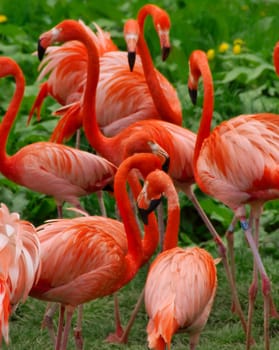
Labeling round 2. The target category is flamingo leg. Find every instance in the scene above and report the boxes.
[61,306,75,350]
[119,285,145,343]
[75,129,81,149]
[98,190,125,341]
[73,304,84,350]
[240,212,276,350]
[42,302,58,346]
[225,215,238,313]
[245,214,258,350]
[184,186,248,335]
[55,305,65,350]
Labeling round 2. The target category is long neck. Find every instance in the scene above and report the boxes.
[127,171,159,264]
[0,67,24,166]
[193,54,214,176]
[80,27,113,161]
[137,5,181,125]
[114,154,162,285]
[160,175,180,250]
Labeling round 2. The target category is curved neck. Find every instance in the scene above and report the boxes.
[137,5,181,125]
[274,42,279,77]
[78,25,113,161]
[0,66,25,165]
[192,52,214,175]
[114,154,161,284]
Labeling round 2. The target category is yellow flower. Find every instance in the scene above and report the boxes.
[218,42,229,53]
[0,15,7,23]
[241,5,249,11]
[206,49,215,61]
[233,44,241,55]
[233,38,245,46]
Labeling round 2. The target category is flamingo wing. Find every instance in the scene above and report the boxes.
[30,219,126,305]
[197,113,279,209]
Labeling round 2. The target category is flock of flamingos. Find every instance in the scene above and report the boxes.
[0,3,278,350]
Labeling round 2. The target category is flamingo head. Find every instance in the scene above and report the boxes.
[152,9,171,61]
[137,179,162,225]
[124,19,140,72]
[37,19,89,61]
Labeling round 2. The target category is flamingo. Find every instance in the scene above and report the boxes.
[187,49,279,350]
[137,169,218,350]
[0,56,117,218]
[29,152,168,350]
[0,203,40,345]
[37,18,245,331]
[29,4,181,143]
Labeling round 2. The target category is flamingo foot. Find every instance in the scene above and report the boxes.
[269,296,279,319]
[105,333,128,344]
[105,326,128,344]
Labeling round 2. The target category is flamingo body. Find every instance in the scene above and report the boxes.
[145,247,217,350]
[196,113,279,210]
[30,216,127,305]
[2,142,117,207]
[0,203,40,344]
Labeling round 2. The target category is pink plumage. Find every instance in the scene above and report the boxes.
[0,203,40,345]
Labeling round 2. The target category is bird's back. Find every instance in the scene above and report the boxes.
[197,113,279,209]
[145,246,217,349]
[30,217,126,305]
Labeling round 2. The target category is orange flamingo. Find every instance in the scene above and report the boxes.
[37,18,244,328]
[29,4,181,142]
[137,169,218,350]
[0,56,117,218]
[188,49,279,350]
[0,203,40,345]
[29,152,168,349]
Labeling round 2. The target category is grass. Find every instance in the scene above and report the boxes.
[0,0,278,348]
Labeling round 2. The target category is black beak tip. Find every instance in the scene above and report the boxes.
[37,39,46,61]
[162,156,170,173]
[138,207,149,225]
[128,52,136,72]
[162,46,170,61]
[188,87,197,105]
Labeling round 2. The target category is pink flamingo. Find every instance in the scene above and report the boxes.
[0,56,117,218]
[188,49,279,350]
[37,18,244,332]
[29,152,168,349]
[137,169,218,350]
[29,4,181,143]
[0,203,40,345]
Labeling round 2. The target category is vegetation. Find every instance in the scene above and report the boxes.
[0,0,278,349]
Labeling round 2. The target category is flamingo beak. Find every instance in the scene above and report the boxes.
[137,197,162,225]
[128,52,136,72]
[37,39,46,61]
[188,87,197,105]
[161,46,170,61]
